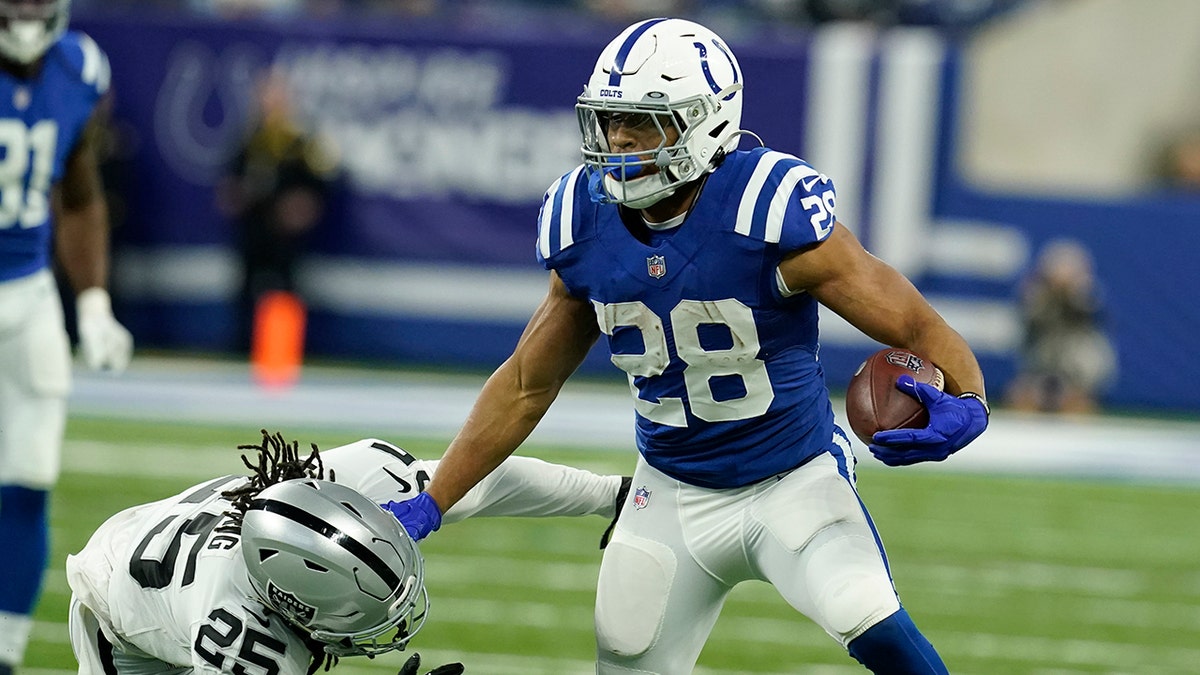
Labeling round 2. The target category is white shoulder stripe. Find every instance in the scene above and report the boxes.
[735,151,790,236]
[538,174,565,260]
[765,163,820,243]
[537,167,586,259]
[78,34,110,94]
[558,167,584,251]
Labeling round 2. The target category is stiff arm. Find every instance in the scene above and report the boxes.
[320,438,622,524]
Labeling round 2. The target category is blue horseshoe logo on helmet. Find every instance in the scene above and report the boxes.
[693,39,740,101]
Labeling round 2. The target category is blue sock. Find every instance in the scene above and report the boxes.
[847,608,949,674]
[0,485,50,615]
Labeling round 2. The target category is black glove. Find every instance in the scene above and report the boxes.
[398,653,464,675]
[600,476,633,549]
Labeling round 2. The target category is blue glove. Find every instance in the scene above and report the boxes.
[869,375,989,467]
[381,492,442,541]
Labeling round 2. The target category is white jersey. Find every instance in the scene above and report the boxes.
[67,439,622,674]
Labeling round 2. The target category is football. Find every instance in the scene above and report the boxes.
[844,348,945,445]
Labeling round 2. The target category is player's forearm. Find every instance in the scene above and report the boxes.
[902,315,986,397]
[54,200,111,293]
[860,312,986,398]
[427,274,598,514]
[425,360,559,512]
[818,252,986,397]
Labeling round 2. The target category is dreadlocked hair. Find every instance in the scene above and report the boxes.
[220,429,334,530]
[220,430,341,674]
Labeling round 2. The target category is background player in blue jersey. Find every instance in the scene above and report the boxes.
[386,17,989,674]
[0,1,132,671]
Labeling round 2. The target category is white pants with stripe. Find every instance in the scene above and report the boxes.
[595,445,901,674]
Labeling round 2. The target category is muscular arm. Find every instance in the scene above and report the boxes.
[53,107,112,294]
[440,455,622,524]
[320,439,621,522]
[779,222,986,398]
[424,271,602,512]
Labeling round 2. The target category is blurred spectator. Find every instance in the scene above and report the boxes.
[216,67,339,352]
[1006,238,1117,414]
[1156,130,1200,192]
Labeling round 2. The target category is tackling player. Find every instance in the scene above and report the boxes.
[66,431,628,675]
[385,17,990,674]
[0,1,132,671]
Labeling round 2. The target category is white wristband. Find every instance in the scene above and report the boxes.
[76,287,113,317]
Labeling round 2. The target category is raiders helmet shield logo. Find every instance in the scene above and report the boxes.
[646,255,666,279]
[267,580,317,625]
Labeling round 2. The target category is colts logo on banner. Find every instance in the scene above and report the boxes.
[633,486,651,510]
[646,255,666,279]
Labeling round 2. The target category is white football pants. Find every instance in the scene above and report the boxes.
[595,447,901,674]
[69,597,189,675]
[0,269,71,488]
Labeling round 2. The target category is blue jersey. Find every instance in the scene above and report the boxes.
[538,147,842,488]
[0,32,109,283]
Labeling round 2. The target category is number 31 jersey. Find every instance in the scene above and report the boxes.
[538,147,841,489]
[0,32,109,282]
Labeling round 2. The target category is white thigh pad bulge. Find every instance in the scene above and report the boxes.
[595,534,677,658]
[752,455,899,641]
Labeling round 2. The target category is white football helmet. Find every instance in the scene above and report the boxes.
[577,17,744,208]
[240,479,428,657]
[0,0,70,65]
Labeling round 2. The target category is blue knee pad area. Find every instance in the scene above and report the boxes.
[847,608,949,675]
[0,485,50,614]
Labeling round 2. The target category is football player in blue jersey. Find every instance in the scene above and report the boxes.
[0,1,132,671]
[385,17,989,674]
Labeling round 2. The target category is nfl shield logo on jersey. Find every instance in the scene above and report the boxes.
[633,486,651,510]
[646,255,667,279]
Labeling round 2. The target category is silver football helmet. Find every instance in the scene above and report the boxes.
[240,479,428,657]
[577,17,744,208]
[0,0,70,65]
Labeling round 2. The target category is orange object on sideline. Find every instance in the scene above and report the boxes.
[251,290,306,389]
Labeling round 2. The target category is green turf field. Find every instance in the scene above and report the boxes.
[27,416,1200,674]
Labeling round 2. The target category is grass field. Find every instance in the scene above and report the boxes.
[26,414,1200,675]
